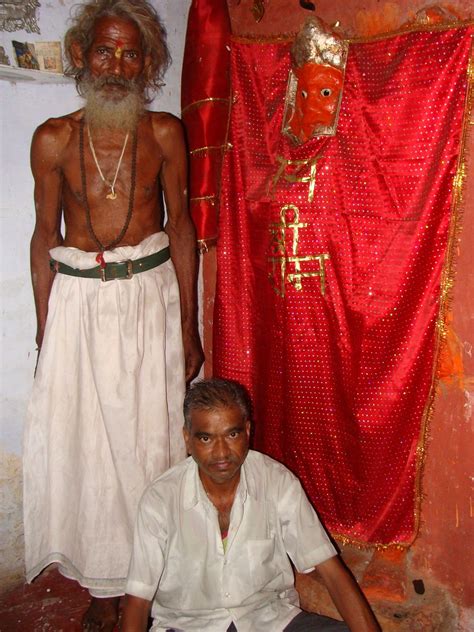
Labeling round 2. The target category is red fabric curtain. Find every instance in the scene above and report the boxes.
[181,0,232,246]
[213,26,472,545]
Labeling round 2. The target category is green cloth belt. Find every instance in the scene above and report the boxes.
[50,246,170,281]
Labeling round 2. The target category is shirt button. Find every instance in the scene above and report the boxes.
[225,592,230,598]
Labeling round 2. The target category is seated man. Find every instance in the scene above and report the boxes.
[122,378,380,632]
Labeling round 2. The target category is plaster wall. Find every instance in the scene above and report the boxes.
[0,0,191,591]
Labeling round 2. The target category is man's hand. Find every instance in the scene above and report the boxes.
[182,326,204,383]
[36,324,46,350]
[312,556,381,632]
[121,594,151,632]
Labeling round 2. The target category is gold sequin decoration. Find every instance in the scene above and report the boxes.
[214,26,473,549]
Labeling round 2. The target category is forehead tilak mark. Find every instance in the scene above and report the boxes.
[114,40,124,59]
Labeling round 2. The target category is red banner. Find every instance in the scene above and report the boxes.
[181,0,232,247]
[213,26,472,545]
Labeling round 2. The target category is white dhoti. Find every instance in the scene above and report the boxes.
[23,232,186,595]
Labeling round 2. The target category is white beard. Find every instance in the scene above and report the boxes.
[82,75,146,131]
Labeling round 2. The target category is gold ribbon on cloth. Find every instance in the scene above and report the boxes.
[181,0,233,249]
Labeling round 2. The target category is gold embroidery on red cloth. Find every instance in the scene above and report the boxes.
[268,204,330,297]
[181,97,230,116]
[189,143,232,156]
[270,154,323,202]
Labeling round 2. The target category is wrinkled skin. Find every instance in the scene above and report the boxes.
[289,62,343,143]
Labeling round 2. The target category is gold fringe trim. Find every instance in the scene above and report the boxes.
[182,97,231,116]
[231,19,473,47]
[333,533,408,551]
[347,18,474,44]
[231,33,295,44]
[409,39,474,548]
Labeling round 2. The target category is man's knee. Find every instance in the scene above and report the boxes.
[284,610,350,631]
[226,611,350,631]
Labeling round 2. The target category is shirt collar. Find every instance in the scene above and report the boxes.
[182,452,258,511]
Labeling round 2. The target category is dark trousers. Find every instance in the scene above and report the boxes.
[227,610,349,631]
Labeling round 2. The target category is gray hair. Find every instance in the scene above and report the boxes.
[64,0,170,98]
[183,378,251,430]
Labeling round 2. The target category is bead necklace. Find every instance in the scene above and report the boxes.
[251,0,265,22]
[87,125,129,200]
[79,117,137,253]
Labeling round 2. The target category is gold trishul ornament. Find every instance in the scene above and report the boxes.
[268,204,330,297]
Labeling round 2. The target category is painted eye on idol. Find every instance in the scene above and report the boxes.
[321,88,332,97]
[301,89,308,99]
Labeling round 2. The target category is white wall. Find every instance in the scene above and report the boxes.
[0,0,191,590]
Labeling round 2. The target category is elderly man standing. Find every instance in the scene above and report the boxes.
[122,379,380,632]
[23,1,203,630]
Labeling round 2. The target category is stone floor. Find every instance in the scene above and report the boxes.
[0,547,459,631]
[0,568,95,632]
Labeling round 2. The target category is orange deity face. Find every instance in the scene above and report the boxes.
[289,62,343,143]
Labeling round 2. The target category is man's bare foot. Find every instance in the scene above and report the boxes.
[82,596,120,631]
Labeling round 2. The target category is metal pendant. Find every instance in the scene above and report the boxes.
[106,191,117,200]
[252,0,265,23]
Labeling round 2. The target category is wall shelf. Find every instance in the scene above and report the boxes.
[0,64,72,84]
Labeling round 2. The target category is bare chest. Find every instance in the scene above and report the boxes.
[59,127,165,248]
[217,506,232,536]
[63,129,163,205]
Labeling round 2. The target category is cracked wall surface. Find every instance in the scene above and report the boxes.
[0,450,23,591]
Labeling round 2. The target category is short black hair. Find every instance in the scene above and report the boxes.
[183,378,251,430]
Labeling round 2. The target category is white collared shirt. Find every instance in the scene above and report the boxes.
[126,450,336,632]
